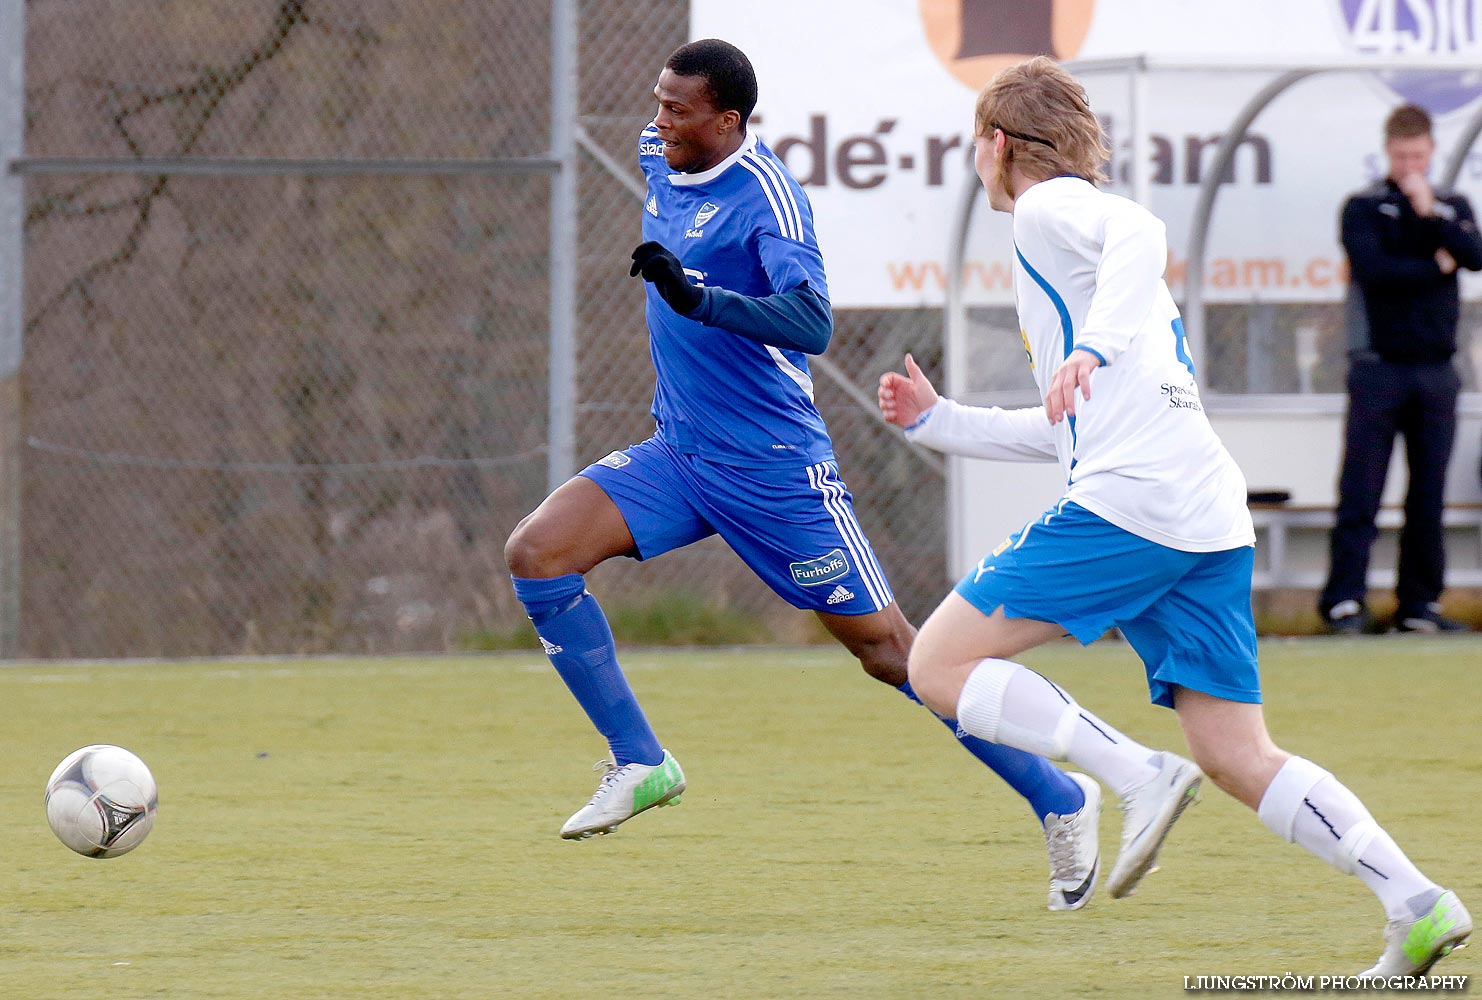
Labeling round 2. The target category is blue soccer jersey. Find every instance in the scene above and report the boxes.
[637,124,834,467]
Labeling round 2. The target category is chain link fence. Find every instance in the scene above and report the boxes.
[21,2,560,657]
[12,0,948,658]
[19,3,1469,658]
[1197,302,1482,395]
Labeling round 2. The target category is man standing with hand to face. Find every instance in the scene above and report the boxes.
[1320,103,1482,635]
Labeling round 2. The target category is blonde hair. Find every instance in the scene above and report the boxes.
[974,56,1109,189]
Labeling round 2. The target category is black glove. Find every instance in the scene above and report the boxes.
[629,241,704,316]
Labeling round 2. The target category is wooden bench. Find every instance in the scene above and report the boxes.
[1248,502,1482,590]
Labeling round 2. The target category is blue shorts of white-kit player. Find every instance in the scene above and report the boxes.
[954,500,1261,709]
[580,436,892,616]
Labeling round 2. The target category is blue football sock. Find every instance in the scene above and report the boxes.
[512,574,664,767]
[897,680,1082,821]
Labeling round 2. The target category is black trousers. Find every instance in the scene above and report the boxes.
[1321,357,1460,615]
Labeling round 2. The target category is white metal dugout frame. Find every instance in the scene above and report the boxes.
[0,0,583,658]
[945,54,1482,395]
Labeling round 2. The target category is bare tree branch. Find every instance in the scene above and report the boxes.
[25,1,311,334]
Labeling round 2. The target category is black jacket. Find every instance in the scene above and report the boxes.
[1342,178,1482,363]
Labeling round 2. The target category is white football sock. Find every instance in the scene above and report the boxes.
[1258,756,1439,919]
[956,657,1159,796]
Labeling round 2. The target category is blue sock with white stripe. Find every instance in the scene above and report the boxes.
[898,680,1083,821]
[511,574,664,767]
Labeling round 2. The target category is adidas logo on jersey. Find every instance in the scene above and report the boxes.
[540,636,564,655]
[825,585,855,606]
[646,195,658,217]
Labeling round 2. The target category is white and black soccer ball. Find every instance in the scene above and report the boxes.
[44,745,158,858]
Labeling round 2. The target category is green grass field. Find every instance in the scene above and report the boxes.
[3,638,1478,999]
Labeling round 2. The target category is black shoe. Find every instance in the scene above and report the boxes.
[1322,599,1374,635]
[1393,604,1470,633]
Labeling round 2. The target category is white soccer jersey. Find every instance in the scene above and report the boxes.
[910,176,1254,552]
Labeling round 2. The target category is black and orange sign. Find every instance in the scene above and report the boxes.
[919,0,1096,89]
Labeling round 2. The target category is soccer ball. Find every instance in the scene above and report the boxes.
[45,745,159,858]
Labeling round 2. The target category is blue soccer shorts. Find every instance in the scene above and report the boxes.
[579,436,893,616]
[953,499,1261,708]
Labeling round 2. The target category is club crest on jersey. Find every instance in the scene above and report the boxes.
[789,548,850,587]
[687,201,719,238]
[646,195,658,217]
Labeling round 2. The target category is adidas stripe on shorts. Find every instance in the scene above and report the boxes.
[580,435,893,616]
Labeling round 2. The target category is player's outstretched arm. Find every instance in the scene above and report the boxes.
[878,353,939,429]
[629,240,834,354]
[890,372,1059,462]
